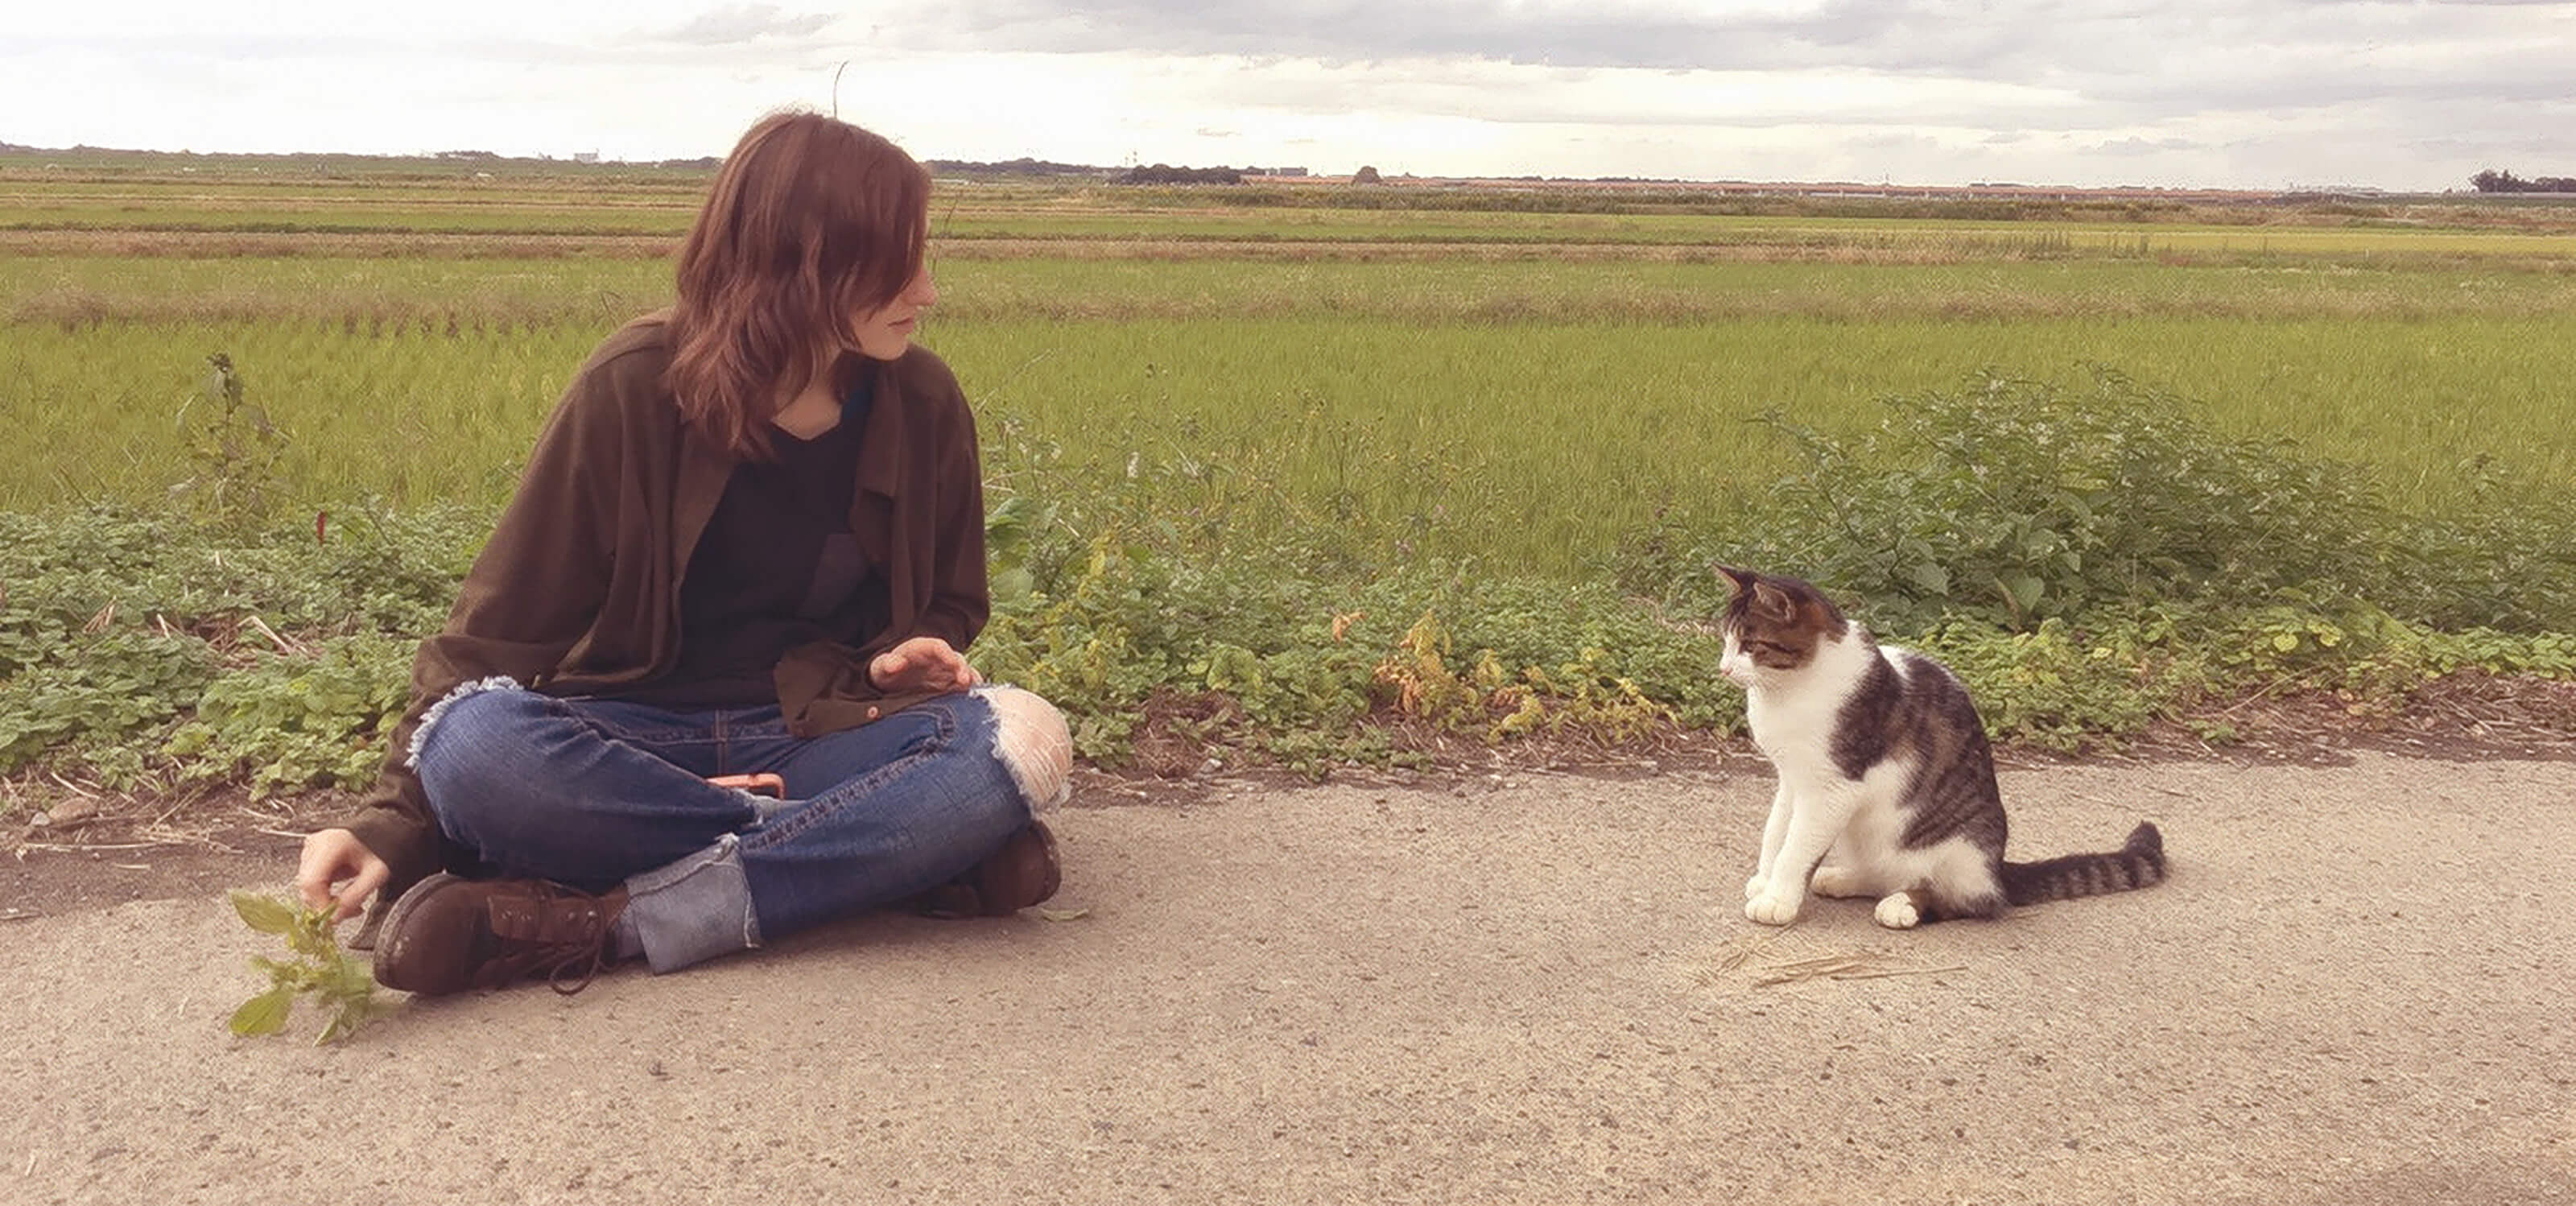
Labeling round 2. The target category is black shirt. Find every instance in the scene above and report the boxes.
[615,381,888,706]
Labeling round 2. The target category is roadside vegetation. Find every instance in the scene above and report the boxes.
[4,153,2573,819]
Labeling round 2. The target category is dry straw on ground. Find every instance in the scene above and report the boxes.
[1707,927,1967,988]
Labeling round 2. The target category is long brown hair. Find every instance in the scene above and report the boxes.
[667,111,931,461]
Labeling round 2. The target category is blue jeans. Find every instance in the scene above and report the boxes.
[409,682,1056,973]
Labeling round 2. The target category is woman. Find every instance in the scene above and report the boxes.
[293,111,1071,997]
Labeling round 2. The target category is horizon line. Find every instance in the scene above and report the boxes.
[0,139,2497,199]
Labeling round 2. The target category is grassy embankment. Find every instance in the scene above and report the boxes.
[3,158,2573,802]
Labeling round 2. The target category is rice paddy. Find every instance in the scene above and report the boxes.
[5,155,2572,579]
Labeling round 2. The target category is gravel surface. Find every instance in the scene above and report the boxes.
[5,750,2572,1205]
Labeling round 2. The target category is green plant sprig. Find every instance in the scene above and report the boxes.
[227,890,389,1044]
[173,353,292,535]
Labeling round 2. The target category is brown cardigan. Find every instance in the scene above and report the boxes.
[341,312,990,902]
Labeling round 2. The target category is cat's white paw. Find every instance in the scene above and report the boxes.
[1744,874,1769,901]
[1745,893,1802,926]
[1873,892,1923,929]
[1811,865,1864,898]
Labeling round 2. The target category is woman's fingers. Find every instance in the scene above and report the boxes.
[295,829,388,920]
[334,861,390,922]
[872,637,980,692]
[295,834,347,912]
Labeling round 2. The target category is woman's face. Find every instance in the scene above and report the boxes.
[850,262,938,361]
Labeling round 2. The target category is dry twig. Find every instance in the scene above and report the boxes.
[246,614,307,656]
[1730,948,1968,988]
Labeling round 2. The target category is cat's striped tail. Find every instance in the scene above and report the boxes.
[2000,822,2168,907]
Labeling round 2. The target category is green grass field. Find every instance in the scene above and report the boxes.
[6,159,2574,579]
[7,153,2576,787]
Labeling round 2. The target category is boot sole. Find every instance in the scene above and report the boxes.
[977,819,1061,915]
[911,820,1063,919]
[1025,819,1063,907]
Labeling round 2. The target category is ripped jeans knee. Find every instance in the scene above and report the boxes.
[406,675,530,772]
[976,685,1073,812]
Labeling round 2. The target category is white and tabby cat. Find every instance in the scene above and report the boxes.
[1717,565,2166,928]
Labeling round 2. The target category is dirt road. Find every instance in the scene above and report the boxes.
[5,750,2572,1204]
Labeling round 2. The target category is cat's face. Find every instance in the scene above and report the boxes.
[1715,566,1848,687]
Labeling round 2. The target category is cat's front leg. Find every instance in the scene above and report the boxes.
[1809,863,1868,898]
[1745,781,1794,900]
[1808,834,1873,898]
[1745,788,1856,926]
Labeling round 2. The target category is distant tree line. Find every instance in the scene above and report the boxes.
[926,156,1105,178]
[1114,163,1245,184]
[2472,169,2576,193]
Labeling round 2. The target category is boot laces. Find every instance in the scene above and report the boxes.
[474,881,617,995]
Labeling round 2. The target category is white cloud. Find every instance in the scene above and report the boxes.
[2,0,2569,188]
[653,4,839,45]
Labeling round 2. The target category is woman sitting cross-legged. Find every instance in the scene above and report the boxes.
[291,110,1073,995]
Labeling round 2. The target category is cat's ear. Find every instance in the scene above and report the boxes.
[1749,580,1798,623]
[1715,564,1757,597]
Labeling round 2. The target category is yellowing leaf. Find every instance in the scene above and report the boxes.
[229,890,297,935]
[229,988,293,1037]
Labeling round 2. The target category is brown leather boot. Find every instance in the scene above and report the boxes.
[373,874,629,996]
[910,820,1062,918]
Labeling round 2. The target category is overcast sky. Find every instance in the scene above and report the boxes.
[6,2,2570,189]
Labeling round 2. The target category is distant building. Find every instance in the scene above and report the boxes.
[572,151,599,164]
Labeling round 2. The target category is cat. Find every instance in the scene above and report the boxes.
[1715,565,2166,928]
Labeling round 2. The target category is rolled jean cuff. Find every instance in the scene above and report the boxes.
[623,833,763,974]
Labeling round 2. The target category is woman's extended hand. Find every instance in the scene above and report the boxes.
[868,635,982,694]
[295,828,391,923]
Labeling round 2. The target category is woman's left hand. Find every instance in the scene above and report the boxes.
[869,635,982,693]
